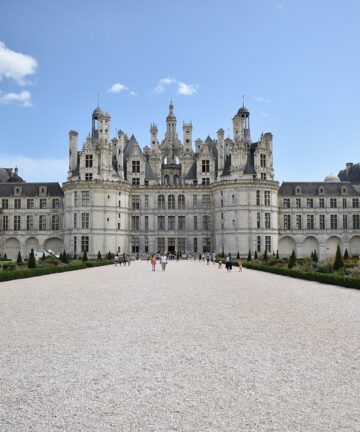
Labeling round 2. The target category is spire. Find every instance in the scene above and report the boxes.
[166,100,177,138]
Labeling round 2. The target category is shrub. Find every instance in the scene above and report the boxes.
[343,248,349,261]
[254,251,258,259]
[247,250,252,261]
[276,250,279,259]
[4,253,7,260]
[97,251,102,261]
[82,250,88,262]
[288,250,296,269]
[263,249,268,263]
[106,251,114,260]
[236,251,240,259]
[333,244,344,271]
[41,252,46,261]
[312,250,319,262]
[28,249,36,269]
[17,251,22,265]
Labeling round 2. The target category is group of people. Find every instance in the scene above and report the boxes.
[150,254,168,271]
[114,253,131,267]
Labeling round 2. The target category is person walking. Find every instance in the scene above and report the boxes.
[161,254,168,271]
[150,254,157,271]
[226,253,232,271]
[206,254,210,265]
[238,258,243,272]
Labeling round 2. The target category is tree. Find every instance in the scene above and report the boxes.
[97,251,102,261]
[17,251,22,265]
[343,248,349,261]
[4,253,7,260]
[28,248,36,268]
[236,251,240,259]
[263,249,268,263]
[62,250,69,264]
[276,250,279,259]
[82,250,88,262]
[247,250,252,261]
[333,244,344,271]
[311,250,314,260]
[288,250,296,269]
[41,252,46,261]
[254,251,258,259]
[106,251,112,260]
[313,250,319,262]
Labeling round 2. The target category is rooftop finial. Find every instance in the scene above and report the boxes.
[242,95,245,107]
[97,93,100,108]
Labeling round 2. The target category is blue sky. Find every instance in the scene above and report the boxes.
[1,0,359,183]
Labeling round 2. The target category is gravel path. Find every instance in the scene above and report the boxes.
[0,260,359,431]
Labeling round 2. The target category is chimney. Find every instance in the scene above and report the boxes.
[346,162,353,172]
[14,167,18,176]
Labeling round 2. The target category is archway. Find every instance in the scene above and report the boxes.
[303,236,319,258]
[4,237,20,259]
[349,236,360,257]
[278,236,296,257]
[25,237,39,255]
[44,237,63,254]
[325,236,341,257]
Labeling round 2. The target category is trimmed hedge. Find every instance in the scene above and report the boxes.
[243,262,360,290]
[0,260,113,283]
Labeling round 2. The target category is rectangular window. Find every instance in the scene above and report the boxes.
[168,215,176,230]
[202,194,211,209]
[132,178,140,186]
[257,212,261,228]
[178,238,186,252]
[193,195,197,209]
[260,173,267,180]
[14,198,21,209]
[157,238,165,253]
[74,236,77,254]
[307,198,314,208]
[26,215,34,231]
[193,215,198,230]
[256,190,261,206]
[352,198,359,208]
[73,213,77,229]
[265,213,271,229]
[81,213,89,229]
[202,159,210,173]
[27,199,34,209]
[39,215,46,231]
[295,198,301,208]
[257,236,261,252]
[203,237,211,253]
[132,195,140,210]
[81,236,89,252]
[40,198,47,209]
[260,154,266,167]
[81,191,90,206]
[14,215,21,231]
[158,216,165,231]
[131,237,140,253]
[353,214,360,229]
[307,214,314,230]
[343,198,347,208]
[85,154,93,168]
[144,195,149,209]
[343,214,348,230]
[178,195,185,209]
[319,214,325,230]
[330,215,338,230]
[145,215,149,231]
[144,237,149,253]
[265,236,271,252]
[74,191,78,206]
[201,178,210,185]
[284,214,291,230]
[52,198,60,209]
[283,198,290,208]
[52,214,60,230]
[203,215,210,231]
[319,198,325,208]
[2,215,8,231]
[131,215,140,231]
[2,199,9,209]
[193,238,198,253]
[296,214,302,230]
[178,216,186,230]
[264,191,270,206]
[85,173,93,181]
[132,160,140,173]
[330,198,337,208]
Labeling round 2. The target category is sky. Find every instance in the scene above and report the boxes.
[1,0,360,184]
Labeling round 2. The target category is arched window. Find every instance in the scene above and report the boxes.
[164,175,170,186]
[158,194,165,210]
[178,194,185,209]
[173,174,179,186]
[168,194,175,209]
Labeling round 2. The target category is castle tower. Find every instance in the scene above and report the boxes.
[183,122,193,153]
[232,105,250,145]
[166,100,177,138]
[91,107,111,145]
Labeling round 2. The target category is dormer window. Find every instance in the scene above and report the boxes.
[132,161,140,173]
[295,186,302,194]
[342,187,347,194]
[202,160,210,174]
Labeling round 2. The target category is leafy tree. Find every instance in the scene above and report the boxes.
[254,251,258,259]
[97,251,102,261]
[343,248,349,261]
[82,250,88,262]
[276,250,279,259]
[17,251,22,265]
[28,248,36,268]
[333,244,344,271]
[313,250,319,262]
[247,250,252,261]
[288,250,296,269]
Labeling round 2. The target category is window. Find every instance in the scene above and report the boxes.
[283,198,290,208]
[296,198,301,208]
[353,214,360,229]
[144,195,149,209]
[144,237,149,253]
[81,191,90,206]
[256,191,261,206]
[158,195,165,210]
[168,215,176,230]
[132,195,140,210]
[2,199,9,209]
[74,236,77,254]
[131,216,140,231]
[168,195,175,209]
[296,214,302,230]
[330,215,338,230]
[2,215,8,231]
[73,213,77,229]
[221,198,224,207]
[81,236,89,252]
[261,173,267,180]
[81,213,89,229]
[201,178,210,185]
[117,223,121,230]
[193,195,197,209]
[265,213,271,229]
[40,198,47,209]
[352,198,359,208]
[74,191,78,206]
[144,216,149,231]
[157,238,165,253]
[284,214,291,230]
[178,194,185,209]
[27,199,34,209]
[14,199,21,209]
[343,198,347,208]
[132,178,140,186]
[85,154,93,168]
[13,215,21,231]
[202,159,210,173]
[52,199,60,209]
[26,215,34,231]
[178,216,186,230]
[330,198,337,208]
[158,216,165,231]
[203,238,211,253]
[52,214,60,230]
[202,194,211,209]
[39,215,46,231]
[193,238,198,253]
[257,236,261,252]
[319,198,325,208]
[306,198,314,208]
[343,214,348,230]
[203,215,210,231]
[264,191,270,206]
[193,215,198,230]
[307,214,314,230]
[257,212,261,229]
[260,154,266,167]
[319,214,325,230]
[265,236,271,253]
[85,173,93,181]
[132,160,140,173]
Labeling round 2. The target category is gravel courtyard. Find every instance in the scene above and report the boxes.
[0,261,359,432]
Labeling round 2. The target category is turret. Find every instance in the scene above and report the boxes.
[91,107,111,145]
[68,130,78,175]
[183,122,193,152]
[166,100,177,138]
[232,105,250,145]
[217,128,225,173]
[150,123,159,153]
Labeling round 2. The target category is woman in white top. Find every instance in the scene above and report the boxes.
[161,254,168,271]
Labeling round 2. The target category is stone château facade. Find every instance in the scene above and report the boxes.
[1,102,360,259]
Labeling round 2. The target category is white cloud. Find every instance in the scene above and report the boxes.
[177,82,198,96]
[108,83,127,93]
[0,155,67,182]
[153,77,177,94]
[0,90,32,107]
[0,41,37,84]
[253,96,271,104]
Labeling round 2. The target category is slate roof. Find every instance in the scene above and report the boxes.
[145,159,156,180]
[243,142,258,175]
[278,182,359,196]
[221,155,232,177]
[0,182,64,197]
[185,160,197,180]
[338,163,360,184]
